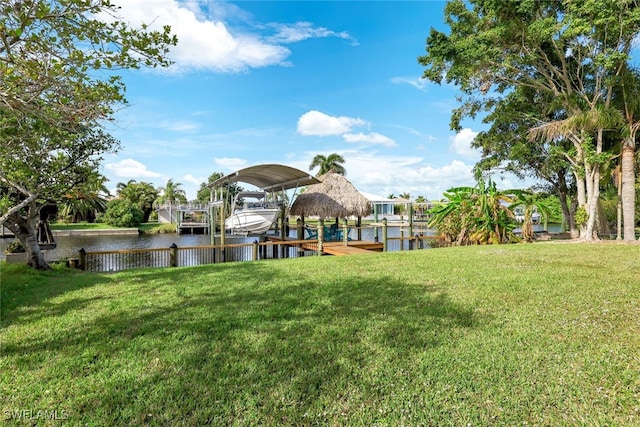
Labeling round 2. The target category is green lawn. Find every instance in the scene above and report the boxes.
[50,222,176,234]
[50,222,120,230]
[1,243,639,425]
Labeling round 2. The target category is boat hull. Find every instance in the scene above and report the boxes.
[225,208,280,234]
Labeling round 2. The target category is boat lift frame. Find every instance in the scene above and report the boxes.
[207,164,320,246]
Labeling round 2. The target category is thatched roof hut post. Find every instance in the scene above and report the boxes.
[289,172,372,242]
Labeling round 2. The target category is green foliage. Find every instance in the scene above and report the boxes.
[196,172,245,207]
[102,199,143,228]
[116,180,159,223]
[0,0,176,268]
[428,178,517,245]
[309,153,347,176]
[4,240,25,254]
[57,170,111,223]
[156,179,187,205]
[575,206,588,225]
[509,191,556,242]
[420,0,640,239]
[138,223,176,234]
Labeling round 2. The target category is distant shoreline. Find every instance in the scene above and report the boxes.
[51,228,140,237]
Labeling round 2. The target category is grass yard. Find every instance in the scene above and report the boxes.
[50,222,176,234]
[1,243,639,425]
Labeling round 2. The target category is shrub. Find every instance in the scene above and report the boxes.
[5,240,25,253]
[102,199,143,227]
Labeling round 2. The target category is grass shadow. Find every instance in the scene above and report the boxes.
[2,260,481,424]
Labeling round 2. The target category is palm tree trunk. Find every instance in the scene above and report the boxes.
[621,139,636,240]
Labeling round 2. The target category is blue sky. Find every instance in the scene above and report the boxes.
[102,0,529,200]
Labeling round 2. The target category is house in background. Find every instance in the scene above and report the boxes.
[359,192,397,218]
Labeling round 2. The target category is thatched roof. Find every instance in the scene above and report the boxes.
[289,172,372,218]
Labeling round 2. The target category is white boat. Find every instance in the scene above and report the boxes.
[225,191,280,234]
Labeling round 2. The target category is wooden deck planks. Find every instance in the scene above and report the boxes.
[266,236,383,256]
[321,242,378,256]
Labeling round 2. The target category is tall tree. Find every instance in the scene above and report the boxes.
[420,0,640,241]
[472,84,580,236]
[309,153,346,176]
[156,178,187,224]
[615,66,640,240]
[157,179,187,205]
[196,172,244,204]
[0,0,176,268]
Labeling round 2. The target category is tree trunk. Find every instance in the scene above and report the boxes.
[555,173,578,238]
[616,163,622,240]
[4,203,50,270]
[581,128,603,242]
[574,170,589,239]
[621,139,636,241]
[583,166,600,241]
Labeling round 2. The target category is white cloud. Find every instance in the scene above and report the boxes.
[343,132,397,147]
[268,22,357,45]
[289,150,477,200]
[107,0,289,72]
[391,76,428,91]
[449,128,481,158]
[183,173,204,186]
[297,110,367,136]
[350,156,476,200]
[108,0,353,73]
[214,157,248,171]
[104,158,163,178]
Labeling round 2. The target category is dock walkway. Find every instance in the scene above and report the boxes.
[321,242,379,256]
[266,236,383,256]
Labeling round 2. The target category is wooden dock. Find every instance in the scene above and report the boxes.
[321,241,381,255]
[178,222,209,235]
[266,236,383,256]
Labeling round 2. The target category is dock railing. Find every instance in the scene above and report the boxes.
[78,239,319,272]
[75,220,438,272]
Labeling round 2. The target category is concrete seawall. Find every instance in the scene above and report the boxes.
[52,228,140,237]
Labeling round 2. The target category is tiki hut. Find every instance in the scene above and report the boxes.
[289,172,372,219]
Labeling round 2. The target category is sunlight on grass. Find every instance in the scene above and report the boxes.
[1,243,639,425]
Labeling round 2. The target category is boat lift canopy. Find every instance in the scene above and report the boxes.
[208,164,320,192]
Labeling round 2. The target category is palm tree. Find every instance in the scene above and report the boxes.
[414,195,428,219]
[156,179,187,224]
[157,179,187,205]
[509,191,553,242]
[116,180,159,223]
[309,153,346,176]
[58,171,111,223]
[615,66,639,240]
